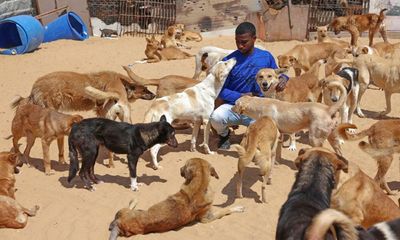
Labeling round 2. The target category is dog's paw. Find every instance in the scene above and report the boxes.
[288,145,297,151]
[134,60,147,64]
[190,145,196,152]
[379,111,389,117]
[356,110,365,118]
[153,164,163,170]
[231,206,245,213]
[58,160,67,165]
[88,185,96,192]
[130,183,143,191]
[339,139,345,145]
[45,170,55,176]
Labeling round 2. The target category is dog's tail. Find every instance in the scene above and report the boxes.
[337,123,371,141]
[4,135,12,140]
[196,33,203,42]
[232,140,258,169]
[10,95,30,109]
[378,9,388,23]
[67,137,79,183]
[306,208,358,240]
[122,65,161,86]
[326,81,347,117]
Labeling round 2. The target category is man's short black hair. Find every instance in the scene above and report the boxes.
[235,22,256,36]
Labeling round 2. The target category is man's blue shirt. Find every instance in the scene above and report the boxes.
[219,47,278,105]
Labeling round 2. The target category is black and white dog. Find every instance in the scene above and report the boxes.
[67,115,177,191]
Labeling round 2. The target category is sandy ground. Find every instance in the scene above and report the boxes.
[0,34,399,240]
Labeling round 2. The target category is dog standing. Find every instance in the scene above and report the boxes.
[276,147,349,240]
[108,158,244,239]
[6,103,83,175]
[144,58,237,169]
[338,121,400,195]
[232,116,279,203]
[67,116,178,191]
[192,46,233,80]
[0,151,39,229]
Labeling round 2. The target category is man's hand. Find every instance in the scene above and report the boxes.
[275,74,290,92]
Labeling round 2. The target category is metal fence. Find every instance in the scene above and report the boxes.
[87,0,176,36]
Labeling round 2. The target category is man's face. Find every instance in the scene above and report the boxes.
[235,32,256,55]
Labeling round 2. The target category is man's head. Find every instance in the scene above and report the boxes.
[235,22,257,55]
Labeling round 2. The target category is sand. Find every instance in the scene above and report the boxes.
[0,34,399,240]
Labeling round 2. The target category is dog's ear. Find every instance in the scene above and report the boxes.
[274,68,288,75]
[361,46,369,55]
[145,37,151,43]
[294,148,308,170]
[151,35,156,41]
[7,152,18,166]
[160,115,167,122]
[180,165,193,184]
[210,166,219,179]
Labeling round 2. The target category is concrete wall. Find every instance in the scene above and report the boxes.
[0,0,34,19]
[370,0,400,32]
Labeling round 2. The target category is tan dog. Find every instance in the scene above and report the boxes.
[337,121,400,195]
[108,158,244,239]
[11,69,155,123]
[332,165,400,228]
[330,9,388,46]
[6,104,83,175]
[160,25,191,49]
[174,23,203,42]
[316,25,350,48]
[231,83,347,155]
[232,117,279,203]
[277,42,341,76]
[0,151,39,229]
[139,36,193,63]
[325,48,353,76]
[373,41,400,58]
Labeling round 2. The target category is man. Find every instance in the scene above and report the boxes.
[210,22,288,150]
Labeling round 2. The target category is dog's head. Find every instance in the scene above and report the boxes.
[317,25,328,39]
[145,36,162,50]
[329,17,347,35]
[277,55,298,69]
[125,84,155,101]
[158,115,178,148]
[231,96,252,115]
[0,151,20,174]
[256,68,288,93]
[166,26,179,37]
[320,75,346,103]
[180,158,219,185]
[209,58,237,83]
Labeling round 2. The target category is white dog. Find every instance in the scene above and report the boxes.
[192,46,233,80]
[144,58,237,169]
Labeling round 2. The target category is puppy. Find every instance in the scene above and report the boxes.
[277,42,341,76]
[139,36,193,63]
[276,147,349,240]
[232,116,279,203]
[316,25,350,48]
[108,158,244,239]
[321,67,360,124]
[337,121,400,195]
[0,151,39,229]
[144,58,237,167]
[67,115,178,191]
[232,81,347,156]
[6,104,83,175]
[330,9,388,46]
[332,166,400,228]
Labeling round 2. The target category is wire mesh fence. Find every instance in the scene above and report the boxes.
[87,0,176,36]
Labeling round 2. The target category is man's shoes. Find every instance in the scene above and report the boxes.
[218,131,231,150]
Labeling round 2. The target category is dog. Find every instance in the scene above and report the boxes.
[108,158,244,239]
[316,25,350,49]
[138,36,193,64]
[11,69,155,123]
[160,25,191,49]
[232,81,346,156]
[331,165,400,228]
[278,42,341,76]
[337,121,400,195]
[0,151,39,229]
[173,24,203,42]
[330,9,388,46]
[325,48,353,77]
[144,58,237,167]
[232,116,279,203]
[6,104,83,175]
[372,42,400,58]
[67,115,178,191]
[321,67,360,124]
[334,52,400,117]
[276,147,349,240]
[192,46,233,80]
[100,28,118,38]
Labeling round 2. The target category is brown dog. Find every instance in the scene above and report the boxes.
[232,117,279,203]
[278,42,341,76]
[7,104,83,175]
[160,25,191,49]
[330,9,388,46]
[332,165,400,228]
[337,121,400,195]
[0,151,39,229]
[316,25,350,49]
[174,24,203,42]
[140,36,193,64]
[108,158,244,239]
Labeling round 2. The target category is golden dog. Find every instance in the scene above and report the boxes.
[160,25,191,49]
[277,42,341,76]
[232,117,279,203]
[174,23,203,42]
[316,25,350,48]
[338,121,400,195]
[108,158,244,239]
[7,104,83,175]
[140,36,193,63]
[0,151,39,229]
[373,41,400,58]
[330,9,388,46]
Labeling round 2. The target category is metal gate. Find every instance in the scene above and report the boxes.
[306,0,369,38]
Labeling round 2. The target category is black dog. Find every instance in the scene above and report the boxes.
[67,115,177,191]
[276,148,348,240]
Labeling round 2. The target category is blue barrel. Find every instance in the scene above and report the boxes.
[0,15,44,55]
[43,11,89,43]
